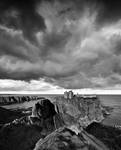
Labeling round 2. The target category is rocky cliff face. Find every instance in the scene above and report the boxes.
[0,95,44,105]
[54,96,104,127]
[1,99,64,132]
[34,127,108,150]
[0,98,108,150]
[0,99,59,150]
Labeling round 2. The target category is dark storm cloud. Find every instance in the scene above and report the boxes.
[0,0,45,43]
[0,0,120,43]
[0,28,34,61]
[1,0,121,91]
[40,31,71,57]
[97,0,121,24]
[0,0,121,34]
[57,0,121,24]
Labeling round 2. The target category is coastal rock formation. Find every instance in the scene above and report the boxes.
[0,98,114,150]
[0,99,65,150]
[30,99,57,131]
[54,95,104,127]
[34,127,108,150]
[0,95,44,105]
[2,99,64,132]
[0,95,105,130]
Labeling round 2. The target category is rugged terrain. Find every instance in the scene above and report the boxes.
[0,96,118,150]
[0,95,44,105]
[54,95,104,127]
[86,122,121,150]
[0,107,24,125]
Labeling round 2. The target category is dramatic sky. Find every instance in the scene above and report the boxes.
[1,0,121,93]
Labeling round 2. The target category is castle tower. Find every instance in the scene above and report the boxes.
[64,91,68,99]
[68,91,73,99]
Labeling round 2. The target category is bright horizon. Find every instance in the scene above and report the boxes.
[0,89,121,95]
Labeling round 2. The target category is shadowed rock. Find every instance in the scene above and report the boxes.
[34,127,107,150]
[0,99,64,150]
[30,99,62,131]
[0,107,24,124]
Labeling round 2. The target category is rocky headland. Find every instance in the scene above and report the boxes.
[0,95,44,105]
[0,93,118,150]
[54,94,104,127]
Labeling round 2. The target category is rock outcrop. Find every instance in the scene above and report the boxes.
[34,127,108,150]
[0,98,109,150]
[54,95,104,127]
[30,99,57,131]
[0,99,59,150]
[2,99,64,133]
[0,95,44,105]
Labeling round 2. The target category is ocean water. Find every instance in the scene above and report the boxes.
[99,95,121,107]
[98,95,121,126]
[2,94,121,127]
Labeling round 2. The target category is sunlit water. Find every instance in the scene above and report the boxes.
[2,95,121,126]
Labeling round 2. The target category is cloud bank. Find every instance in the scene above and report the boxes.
[0,0,121,92]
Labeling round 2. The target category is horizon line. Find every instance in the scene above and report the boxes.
[0,89,121,95]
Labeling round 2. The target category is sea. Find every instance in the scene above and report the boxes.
[99,95,121,127]
[1,94,121,127]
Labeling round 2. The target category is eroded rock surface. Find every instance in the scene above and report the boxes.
[0,98,109,150]
[0,95,44,105]
[0,99,64,150]
[54,96,104,127]
[34,127,108,150]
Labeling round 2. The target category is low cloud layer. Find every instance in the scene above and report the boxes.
[0,0,121,92]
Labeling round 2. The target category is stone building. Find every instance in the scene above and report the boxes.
[64,91,69,99]
[64,91,74,99]
[68,91,74,99]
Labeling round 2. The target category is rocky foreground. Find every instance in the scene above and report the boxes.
[0,96,119,150]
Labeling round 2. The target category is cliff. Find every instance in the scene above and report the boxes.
[0,99,64,133]
[54,95,104,127]
[0,98,109,150]
[4,95,104,128]
[0,99,59,150]
[0,95,45,105]
[34,127,108,150]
